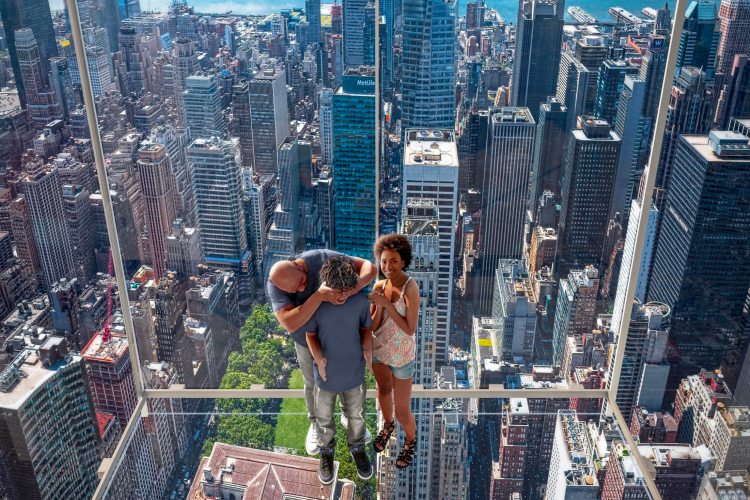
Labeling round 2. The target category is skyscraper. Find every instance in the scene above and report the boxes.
[68,45,115,97]
[476,107,536,315]
[138,142,177,277]
[232,79,254,169]
[82,330,166,499]
[639,34,670,120]
[319,88,334,165]
[62,184,96,284]
[574,36,609,115]
[263,137,300,278]
[118,26,149,94]
[648,131,750,381]
[511,0,565,120]
[15,29,61,129]
[306,0,322,46]
[343,0,368,66]
[595,60,639,127]
[716,0,750,78]
[0,0,57,106]
[401,0,457,129]
[49,57,76,120]
[555,117,621,278]
[611,173,659,334]
[676,0,721,79]
[250,65,291,174]
[529,97,566,219]
[173,38,199,126]
[402,129,459,364]
[492,260,537,362]
[552,266,599,365]
[612,75,650,225]
[656,67,713,201]
[0,340,100,500]
[151,119,194,224]
[557,51,590,140]
[608,301,670,422]
[19,152,76,291]
[184,74,225,139]
[188,137,248,269]
[379,0,394,96]
[333,67,376,259]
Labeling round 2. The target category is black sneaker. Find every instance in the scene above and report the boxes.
[350,444,373,480]
[318,447,335,485]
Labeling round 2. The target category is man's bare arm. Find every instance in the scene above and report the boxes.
[306,331,327,381]
[274,291,324,333]
[351,257,378,294]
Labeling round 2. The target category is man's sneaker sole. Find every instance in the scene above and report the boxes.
[350,450,374,481]
[318,468,336,485]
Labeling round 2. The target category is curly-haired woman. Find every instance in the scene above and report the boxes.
[368,233,420,469]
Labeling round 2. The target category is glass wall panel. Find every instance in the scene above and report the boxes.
[96,397,684,500]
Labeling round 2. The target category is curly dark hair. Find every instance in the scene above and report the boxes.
[373,233,413,269]
[320,255,359,291]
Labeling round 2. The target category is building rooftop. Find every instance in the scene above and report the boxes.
[491,107,534,124]
[719,406,750,436]
[189,443,349,499]
[3,297,50,331]
[81,331,129,364]
[685,133,750,162]
[403,129,458,167]
[0,344,79,409]
[96,412,117,435]
[343,65,376,77]
[637,443,703,465]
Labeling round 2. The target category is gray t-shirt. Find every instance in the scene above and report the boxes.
[267,249,352,345]
[306,293,372,393]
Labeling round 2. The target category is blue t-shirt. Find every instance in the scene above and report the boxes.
[267,249,352,345]
[306,293,372,393]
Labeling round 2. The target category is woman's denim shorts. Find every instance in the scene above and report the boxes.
[373,358,416,380]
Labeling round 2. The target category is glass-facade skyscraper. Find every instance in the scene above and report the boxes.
[333,67,376,259]
[511,0,565,121]
[0,0,57,105]
[676,0,721,79]
[648,131,750,390]
[401,0,457,129]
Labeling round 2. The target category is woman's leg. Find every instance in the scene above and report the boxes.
[372,361,395,423]
[393,374,415,441]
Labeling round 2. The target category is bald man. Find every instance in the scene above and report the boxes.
[268,249,376,455]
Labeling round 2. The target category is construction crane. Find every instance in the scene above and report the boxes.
[101,249,115,342]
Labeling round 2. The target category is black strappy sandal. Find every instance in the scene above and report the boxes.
[373,421,396,453]
[396,437,417,469]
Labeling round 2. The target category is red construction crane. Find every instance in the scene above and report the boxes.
[101,249,115,342]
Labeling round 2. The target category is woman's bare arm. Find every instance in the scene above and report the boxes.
[379,279,420,336]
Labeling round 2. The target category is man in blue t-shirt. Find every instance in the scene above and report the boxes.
[304,255,373,484]
[267,249,376,455]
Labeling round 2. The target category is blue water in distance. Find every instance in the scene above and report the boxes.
[49,0,677,27]
[480,0,676,25]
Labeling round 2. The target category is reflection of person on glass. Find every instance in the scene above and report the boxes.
[304,256,373,484]
[267,250,376,456]
[369,234,419,469]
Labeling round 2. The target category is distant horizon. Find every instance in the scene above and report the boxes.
[48,0,677,27]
